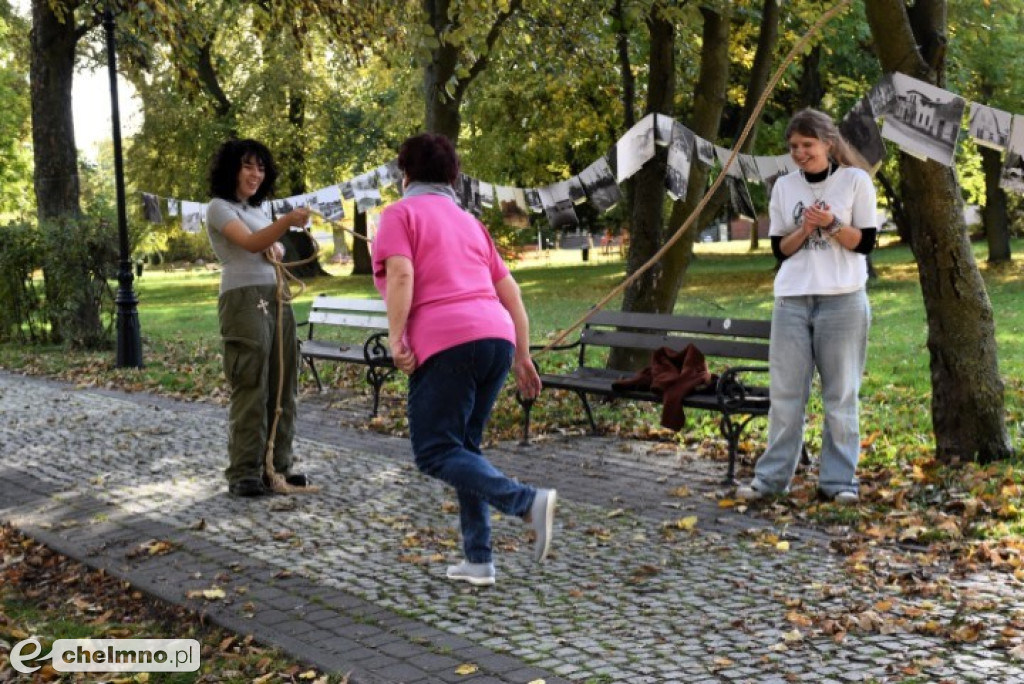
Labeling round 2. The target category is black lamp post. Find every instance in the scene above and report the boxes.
[102,1,143,368]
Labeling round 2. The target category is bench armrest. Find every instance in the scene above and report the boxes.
[364,331,393,367]
[716,365,769,411]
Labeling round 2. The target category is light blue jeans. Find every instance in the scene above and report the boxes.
[751,290,870,497]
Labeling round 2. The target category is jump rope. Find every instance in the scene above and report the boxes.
[262,0,854,493]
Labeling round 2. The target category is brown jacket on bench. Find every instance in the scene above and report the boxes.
[611,344,714,430]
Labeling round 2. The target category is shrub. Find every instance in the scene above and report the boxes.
[39,213,119,349]
[0,220,44,342]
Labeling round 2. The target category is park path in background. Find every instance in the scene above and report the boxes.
[2,371,1023,683]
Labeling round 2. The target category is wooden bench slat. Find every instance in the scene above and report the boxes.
[309,311,390,328]
[580,328,769,361]
[299,295,394,416]
[585,309,771,338]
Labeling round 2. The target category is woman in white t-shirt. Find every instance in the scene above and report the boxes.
[736,109,877,505]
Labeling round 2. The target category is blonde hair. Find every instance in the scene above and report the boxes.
[785,108,870,172]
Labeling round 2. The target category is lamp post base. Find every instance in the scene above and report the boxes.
[115,265,143,369]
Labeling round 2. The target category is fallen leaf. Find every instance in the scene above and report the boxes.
[455,663,479,675]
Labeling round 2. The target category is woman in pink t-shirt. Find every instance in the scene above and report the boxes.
[372,133,554,587]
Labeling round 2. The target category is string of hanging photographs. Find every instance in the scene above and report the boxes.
[140,72,1024,235]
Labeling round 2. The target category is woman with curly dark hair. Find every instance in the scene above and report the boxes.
[206,139,311,497]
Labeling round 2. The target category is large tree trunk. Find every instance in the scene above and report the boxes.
[422,0,461,139]
[620,8,675,314]
[979,145,1011,263]
[30,0,81,221]
[649,6,731,313]
[865,0,1011,463]
[421,0,521,141]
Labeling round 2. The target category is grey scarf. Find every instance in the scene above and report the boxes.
[402,181,459,204]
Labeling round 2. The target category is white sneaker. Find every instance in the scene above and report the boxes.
[446,561,496,586]
[528,489,557,563]
[735,484,765,501]
[833,491,860,505]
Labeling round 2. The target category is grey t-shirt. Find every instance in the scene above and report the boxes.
[206,198,278,294]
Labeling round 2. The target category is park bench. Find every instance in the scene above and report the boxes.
[517,310,773,483]
[298,295,395,416]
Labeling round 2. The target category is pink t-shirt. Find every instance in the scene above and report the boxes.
[372,194,515,365]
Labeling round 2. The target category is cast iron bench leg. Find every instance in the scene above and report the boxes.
[306,357,324,392]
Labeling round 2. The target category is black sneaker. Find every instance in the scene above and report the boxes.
[263,471,311,488]
[228,477,267,497]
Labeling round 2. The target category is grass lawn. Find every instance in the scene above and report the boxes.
[2,236,1022,460]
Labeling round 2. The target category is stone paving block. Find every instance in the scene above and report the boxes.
[5,374,1024,684]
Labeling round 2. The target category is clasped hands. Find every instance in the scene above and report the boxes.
[802,204,835,233]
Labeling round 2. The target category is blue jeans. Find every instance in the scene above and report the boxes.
[752,290,870,497]
[408,338,536,564]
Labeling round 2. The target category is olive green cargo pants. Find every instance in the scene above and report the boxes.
[218,285,298,484]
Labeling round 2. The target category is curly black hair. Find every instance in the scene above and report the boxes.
[208,139,279,205]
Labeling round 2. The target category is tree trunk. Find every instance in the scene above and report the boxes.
[350,201,372,276]
[30,0,80,221]
[979,145,1011,263]
[420,0,521,141]
[422,0,461,139]
[650,6,731,313]
[865,0,1011,463]
[609,4,675,370]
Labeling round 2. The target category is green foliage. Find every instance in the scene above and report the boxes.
[0,6,33,218]
[0,220,44,343]
[162,229,216,263]
[39,213,120,350]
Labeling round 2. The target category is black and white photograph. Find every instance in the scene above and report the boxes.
[738,154,761,184]
[167,198,179,217]
[524,188,543,214]
[579,157,622,213]
[457,174,482,216]
[694,134,715,168]
[180,201,202,234]
[308,184,345,222]
[774,153,797,176]
[727,176,757,222]
[271,194,313,227]
[840,96,886,170]
[141,192,163,224]
[969,103,1012,151]
[655,113,676,146]
[479,181,495,209]
[715,146,744,179]
[375,159,401,189]
[352,172,382,213]
[495,185,530,227]
[999,114,1024,194]
[754,156,783,195]
[666,121,694,201]
[615,113,656,183]
[880,73,966,167]
[538,181,579,230]
[867,74,897,118]
[339,181,355,201]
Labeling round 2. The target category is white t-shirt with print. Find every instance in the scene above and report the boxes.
[769,166,877,297]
